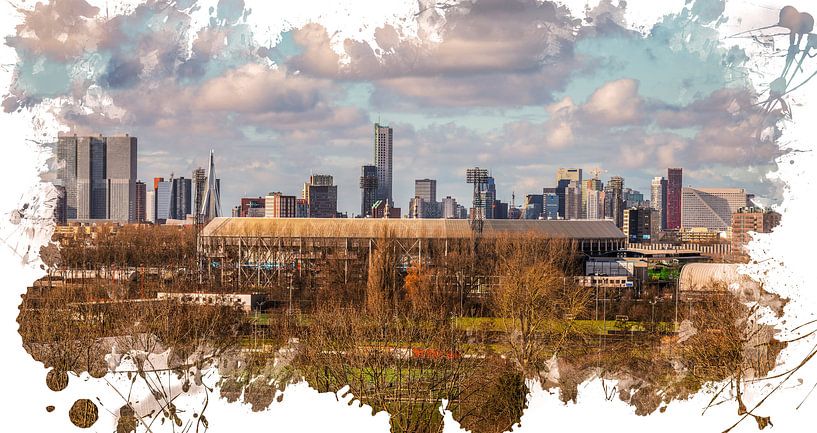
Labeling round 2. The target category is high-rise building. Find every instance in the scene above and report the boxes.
[623,207,658,243]
[57,134,137,222]
[482,176,497,219]
[155,179,173,223]
[582,178,603,219]
[303,174,338,218]
[651,176,668,230]
[295,198,309,218]
[607,176,625,228]
[585,189,604,219]
[135,181,146,222]
[265,192,297,218]
[731,207,781,252]
[493,200,509,219]
[240,197,265,217]
[555,168,582,219]
[359,165,378,217]
[172,177,192,219]
[623,188,644,208]
[681,187,749,231]
[442,196,459,219]
[666,168,683,230]
[524,194,543,219]
[544,191,559,219]
[414,179,436,203]
[145,189,155,223]
[564,181,582,220]
[409,179,440,218]
[373,123,393,205]
[54,185,67,225]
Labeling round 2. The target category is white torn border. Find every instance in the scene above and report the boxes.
[1,0,816,432]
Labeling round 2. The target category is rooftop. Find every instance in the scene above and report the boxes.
[200,217,626,240]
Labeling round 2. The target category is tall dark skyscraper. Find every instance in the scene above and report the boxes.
[172,177,192,219]
[359,165,378,217]
[373,123,393,205]
[608,176,625,228]
[57,134,137,222]
[666,168,683,230]
[135,181,146,222]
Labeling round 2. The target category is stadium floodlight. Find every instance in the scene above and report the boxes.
[466,167,489,233]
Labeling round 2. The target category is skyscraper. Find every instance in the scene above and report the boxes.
[555,168,582,219]
[623,207,659,243]
[524,193,544,219]
[145,189,155,223]
[135,181,146,223]
[155,179,173,222]
[585,188,604,219]
[608,176,625,228]
[57,134,137,222]
[303,174,338,218]
[442,196,459,219]
[651,176,668,230]
[410,179,440,218]
[172,177,192,219]
[373,123,394,205]
[359,165,378,217]
[666,168,682,230]
[582,178,603,219]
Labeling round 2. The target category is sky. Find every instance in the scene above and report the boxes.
[3,0,785,215]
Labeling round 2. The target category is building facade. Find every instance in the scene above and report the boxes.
[623,207,658,243]
[373,123,394,205]
[607,176,625,228]
[135,181,146,223]
[666,168,683,230]
[172,177,192,219]
[359,165,378,217]
[240,197,266,217]
[304,175,338,218]
[731,207,781,252]
[265,192,297,218]
[57,134,137,222]
[681,187,749,231]
[651,176,668,230]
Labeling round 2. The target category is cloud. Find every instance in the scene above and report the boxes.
[582,78,644,126]
[288,0,584,107]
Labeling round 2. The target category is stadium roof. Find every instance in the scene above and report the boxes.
[200,217,626,240]
[679,263,759,292]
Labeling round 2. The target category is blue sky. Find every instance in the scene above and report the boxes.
[4,0,783,215]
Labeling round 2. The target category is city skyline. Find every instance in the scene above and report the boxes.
[13,1,783,217]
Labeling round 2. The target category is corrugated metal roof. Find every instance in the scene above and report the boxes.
[200,217,626,240]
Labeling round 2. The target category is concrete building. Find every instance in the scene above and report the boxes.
[240,197,266,218]
[731,207,781,252]
[651,176,668,230]
[296,198,308,218]
[442,196,459,219]
[57,134,137,222]
[359,165,378,217]
[524,194,543,220]
[666,168,683,230]
[623,207,658,243]
[303,174,338,218]
[681,187,749,231]
[583,178,603,219]
[414,179,437,203]
[265,192,297,218]
[585,189,604,220]
[373,123,394,205]
[145,189,155,223]
[564,181,582,220]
